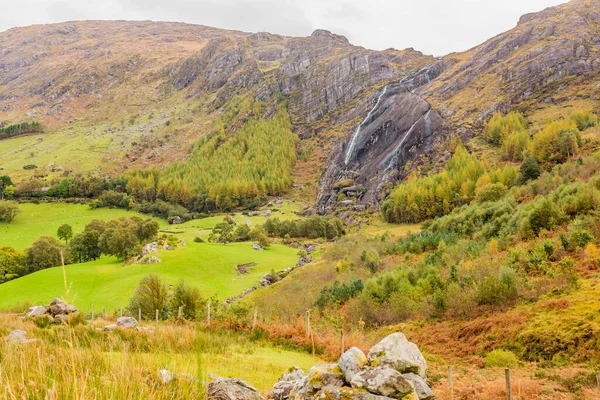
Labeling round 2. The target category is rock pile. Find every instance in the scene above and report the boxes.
[259,244,316,287]
[270,333,434,400]
[25,298,79,324]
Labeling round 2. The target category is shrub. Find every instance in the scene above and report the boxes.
[169,281,203,320]
[477,267,519,306]
[33,314,53,329]
[127,274,170,320]
[485,349,520,368]
[569,110,598,131]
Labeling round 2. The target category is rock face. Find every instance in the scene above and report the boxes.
[269,332,433,400]
[318,82,447,210]
[208,376,264,400]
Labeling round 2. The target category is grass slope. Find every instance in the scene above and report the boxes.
[0,240,298,311]
[0,203,167,251]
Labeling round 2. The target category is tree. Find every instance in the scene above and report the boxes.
[169,281,203,320]
[136,218,159,242]
[0,246,24,282]
[98,217,139,259]
[24,236,68,274]
[0,175,13,200]
[3,185,14,199]
[57,224,73,244]
[127,274,170,320]
[250,226,270,248]
[0,201,19,223]
[519,157,541,182]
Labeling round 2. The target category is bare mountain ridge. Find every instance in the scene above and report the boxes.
[0,0,598,208]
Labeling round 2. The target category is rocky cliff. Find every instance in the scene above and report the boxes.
[1,0,598,208]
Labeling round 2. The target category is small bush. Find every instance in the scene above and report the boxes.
[33,314,53,329]
[193,236,204,243]
[485,349,520,368]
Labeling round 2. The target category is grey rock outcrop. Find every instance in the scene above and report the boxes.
[268,332,433,400]
[339,347,368,384]
[207,376,264,400]
[26,306,48,317]
[271,367,306,400]
[367,333,427,378]
[116,317,138,328]
[289,364,344,400]
[351,366,415,399]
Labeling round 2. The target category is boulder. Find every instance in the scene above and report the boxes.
[339,347,368,384]
[49,303,78,315]
[5,330,28,342]
[290,364,344,400]
[351,366,416,399]
[50,298,65,306]
[314,387,396,400]
[263,210,272,217]
[54,314,70,323]
[172,216,183,225]
[367,333,427,378]
[26,306,48,317]
[271,367,306,400]
[252,243,264,252]
[116,317,138,328]
[103,324,118,331]
[208,376,264,400]
[402,373,434,400]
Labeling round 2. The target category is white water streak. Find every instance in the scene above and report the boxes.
[344,86,388,165]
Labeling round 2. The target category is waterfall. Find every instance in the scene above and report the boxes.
[344,85,388,165]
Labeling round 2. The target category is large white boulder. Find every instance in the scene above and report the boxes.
[367,333,427,378]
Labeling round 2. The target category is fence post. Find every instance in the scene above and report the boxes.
[103,307,106,319]
[90,304,94,321]
[207,302,211,327]
[340,331,345,356]
[138,308,142,322]
[306,310,311,338]
[120,308,123,318]
[448,366,453,400]
[252,306,258,330]
[505,368,512,400]
[178,306,183,319]
[155,309,159,325]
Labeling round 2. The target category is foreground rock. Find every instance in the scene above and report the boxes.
[208,376,264,400]
[5,330,37,344]
[367,333,427,378]
[270,332,433,400]
[289,364,345,400]
[117,317,138,328]
[271,367,305,400]
[339,347,368,384]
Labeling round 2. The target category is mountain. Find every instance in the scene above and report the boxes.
[0,0,598,209]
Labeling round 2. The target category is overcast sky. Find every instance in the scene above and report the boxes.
[0,0,568,55]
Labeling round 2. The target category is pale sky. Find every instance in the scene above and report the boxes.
[0,0,569,55]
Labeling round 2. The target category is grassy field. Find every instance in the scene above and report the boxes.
[0,240,299,311]
[0,201,307,311]
[0,314,323,398]
[0,202,168,251]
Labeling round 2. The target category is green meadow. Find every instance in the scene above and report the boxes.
[0,201,307,311]
[0,202,167,251]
